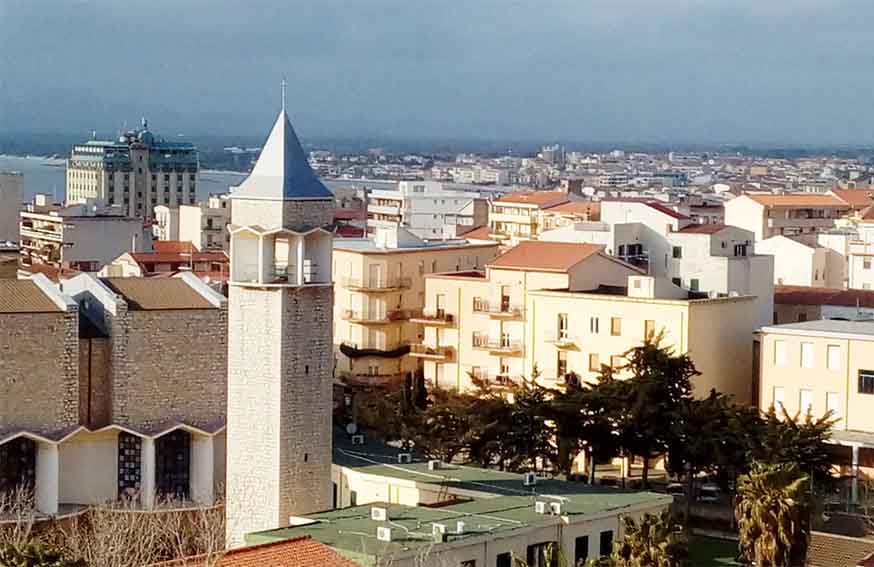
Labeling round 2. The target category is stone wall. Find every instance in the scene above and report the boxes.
[0,309,79,435]
[109,306,228,432]
[232,198,334,231]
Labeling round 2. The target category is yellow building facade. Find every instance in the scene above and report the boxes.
[333,233,499,386]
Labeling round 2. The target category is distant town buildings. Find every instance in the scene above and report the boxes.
[154,194,231,251]
[366,181,489,239]
[65,118,199,222]
[18,195,151,279]
[0,171,23,244]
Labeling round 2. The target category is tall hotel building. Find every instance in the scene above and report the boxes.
[66,119,199,221]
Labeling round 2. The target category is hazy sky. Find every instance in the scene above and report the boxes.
[2,0,874,145]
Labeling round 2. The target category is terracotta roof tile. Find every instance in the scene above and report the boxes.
[154,241,199,254]
[832,188,874,208]
[775,285,874,308]
[487,241,604,272]
[147,536,360,567]
[807,532,874,567]
[677,223,728,234]
[100,278,215,310]
[0,280,61,313]
[494,190,569,208]
[744,193,847,208]
[543,201,601,218]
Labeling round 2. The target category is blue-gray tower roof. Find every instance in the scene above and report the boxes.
[231,110,333,201]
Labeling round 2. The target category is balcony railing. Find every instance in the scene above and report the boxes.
[336,371,408,386]
[340,276,412,292]
[544,331,579,349]
[409,309,455,326]
[473,300,525,320]
[469,371,521,389]
[409,344,454,361]
[342,309,420,324]
[472,335,524,355]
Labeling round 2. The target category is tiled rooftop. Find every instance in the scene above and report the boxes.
[487,241,604,272]
[0,280,61,313]
[100,278,215,310]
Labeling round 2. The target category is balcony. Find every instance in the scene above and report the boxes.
[336,371,408,387]
[409,344,454,361]
[340,276,411,293]
[473,300,525,320]
[339,341,410,359]
[544,332,579,349]
[341,309,419,325]
[409,309,455,327]
[19,225,63,243]
[469,371,521,389]
[368,204,402,216]
[472,335,524,356]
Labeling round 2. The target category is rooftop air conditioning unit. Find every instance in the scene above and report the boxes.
[729,291,740,297]
[535,501,548,514]
[376,526,392,542]
[371,507,387,522]
[550,502,563,516]
[524,472,537,486]
[428,459,441,471]
[456,521,465,534]
[432,523,447,542]
[351,434,365,445]
[397,453,412,464]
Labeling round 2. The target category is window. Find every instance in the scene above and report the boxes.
[734,243,748,257]
[590,317,600,333]
[644,320,655,341]
[799,389,813,415]
[526,543,557,567]
[496,555,512,567]
[826,392,841,418]
[574,535,590,564]
[865,259,872,270]
[672,246,682,259]
[589,354,600,371]
[671,277,682,287]
[557,313,569,340]
[610,317,621,336]
[774,340,788,367]
[599,530,614,556]
[800,342,814,369]
[690,278,700,291]
[827,345,841,371]
[859,370,874,395]
[461,561,476,567]
[473,297,486,312]
[557,351,568,379]
[797,313,808,322]
[610,355,623,369]
[773,386,785,410]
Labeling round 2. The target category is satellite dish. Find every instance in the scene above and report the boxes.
[346,422,358,435]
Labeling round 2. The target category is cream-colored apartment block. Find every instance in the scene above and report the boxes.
[333,228,498,386]
[416,241,759,402]
[487,190,569,243]
[757,320,874,501]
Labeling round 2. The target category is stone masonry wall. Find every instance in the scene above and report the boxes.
[110,306,228,431]
[0,309,79,434]
[231,198,334,231]
[278,285,334,521]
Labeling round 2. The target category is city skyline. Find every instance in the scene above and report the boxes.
[3,0,874,145]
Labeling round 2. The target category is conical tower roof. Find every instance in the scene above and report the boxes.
[232,110,333,200]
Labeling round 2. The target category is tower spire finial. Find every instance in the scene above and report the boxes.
[281,77,287,112]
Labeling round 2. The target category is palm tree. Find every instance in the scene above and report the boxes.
[735,461,809,567]
[610,510,687,567]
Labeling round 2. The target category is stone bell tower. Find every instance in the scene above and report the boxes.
[225,90,334,547]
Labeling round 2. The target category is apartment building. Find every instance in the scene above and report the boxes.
[333,227,499,386]
[540,201,601,232]
[724,193,850,242]
[774,285,874,324]
[366,181,488,240]
[101,240,229,288]
[178,194,231,251]
[153,205,179,241]
[757,320,874,501]
[0,171,23,243]
[18,196,151,278]
[415,241,759,402]
[0,273,227,515]
[65,119,199,222]
[487,190,570,243]
[542,200,774,327]
[756,235,846,288]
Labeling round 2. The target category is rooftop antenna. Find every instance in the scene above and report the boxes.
[281,77,287,112]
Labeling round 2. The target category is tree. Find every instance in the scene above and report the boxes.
[754,406,835,486]
[735,461,809,567]
[0,540,85,567]
[610,510,688,567]
[610,338,699,488]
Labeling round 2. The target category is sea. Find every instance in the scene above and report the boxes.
[0,155,398,202]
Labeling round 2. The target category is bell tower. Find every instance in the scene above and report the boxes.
[225,93,335,547]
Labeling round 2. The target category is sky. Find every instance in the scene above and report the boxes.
[2,0,874,146]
